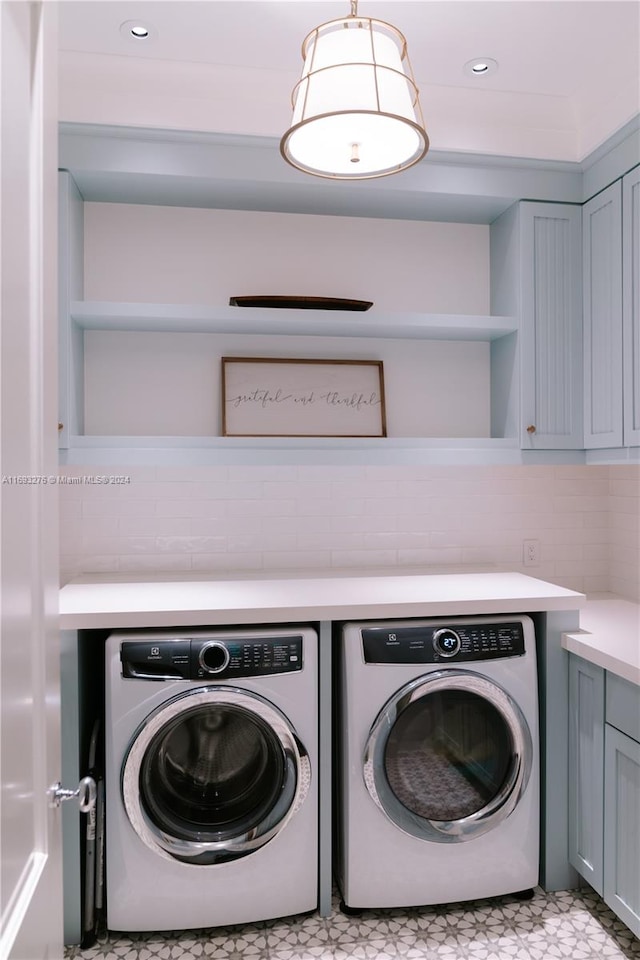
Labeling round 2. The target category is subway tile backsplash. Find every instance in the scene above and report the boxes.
[59,464,639,600]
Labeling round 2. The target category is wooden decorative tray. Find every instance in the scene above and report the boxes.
[229,296,373,311]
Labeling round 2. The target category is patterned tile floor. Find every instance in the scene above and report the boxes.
[65,886,639,960]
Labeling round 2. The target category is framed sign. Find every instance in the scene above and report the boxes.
[221,357,386,437]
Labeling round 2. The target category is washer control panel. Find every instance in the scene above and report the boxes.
[120,635,303,680]
[362,620,526,664]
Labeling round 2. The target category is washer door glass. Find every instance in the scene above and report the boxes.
[364,671,532,843]
[122,687,311,864]
[142,703,285,840]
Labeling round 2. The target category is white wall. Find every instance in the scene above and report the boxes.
[58,463,640,601]
[609,465,640,600]
[83,203,490,313]
[84,330,491,439]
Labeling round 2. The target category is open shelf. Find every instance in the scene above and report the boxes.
[60,302,520,460]
[69,301,518,342]
[60,435,525,467]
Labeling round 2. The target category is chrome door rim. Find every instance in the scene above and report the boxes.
[363,670,533,843]
[122,686,311,864]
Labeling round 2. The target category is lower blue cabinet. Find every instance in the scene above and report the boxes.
[603,679,640,938]
[568,655,604,894]
[568,655,640,937]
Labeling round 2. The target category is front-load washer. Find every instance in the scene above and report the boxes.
[104,625,317,931]
[336,615,539,909]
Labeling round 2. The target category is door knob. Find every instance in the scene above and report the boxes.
[49,776,97,813]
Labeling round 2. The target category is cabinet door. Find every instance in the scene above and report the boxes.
[568,655,604,894]
[623,166,640,447]
[583,182,623,448]
[520,203,583,448]
[604,724,640,938]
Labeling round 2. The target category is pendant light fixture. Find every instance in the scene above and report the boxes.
[280,1,429,180]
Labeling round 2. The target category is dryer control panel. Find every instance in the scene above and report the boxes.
[120,635,303,680]
[362,621,526,664]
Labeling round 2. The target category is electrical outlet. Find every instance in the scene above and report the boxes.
[523,539,540,567]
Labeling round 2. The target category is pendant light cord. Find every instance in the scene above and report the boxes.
[350,1,358,17]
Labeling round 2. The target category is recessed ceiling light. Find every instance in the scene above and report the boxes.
[119,20,156,43]
[464,58,498,78]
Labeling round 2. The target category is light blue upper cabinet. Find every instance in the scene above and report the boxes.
[521,203,583,449]
[623,167,640,447]
[491,202,583,449]
[583,181,624,449]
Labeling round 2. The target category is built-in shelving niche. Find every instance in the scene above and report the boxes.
[59,300,519,466]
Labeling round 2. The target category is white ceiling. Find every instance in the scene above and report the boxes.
[58,0,640,162]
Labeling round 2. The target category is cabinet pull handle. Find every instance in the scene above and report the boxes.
[526,425,536,434]
[58,422,64,431]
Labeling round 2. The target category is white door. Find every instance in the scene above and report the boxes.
[0,3,62,959]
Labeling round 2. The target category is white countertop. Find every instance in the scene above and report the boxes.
[58,569,585,630]
[561,595,640,686]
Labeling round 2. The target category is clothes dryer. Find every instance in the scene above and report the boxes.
[336,615,539,909]
[105,626,317,931]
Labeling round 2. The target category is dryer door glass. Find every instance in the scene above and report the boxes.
[384,689,511,821]
[364,670,532,843]
[122,688,311,864]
